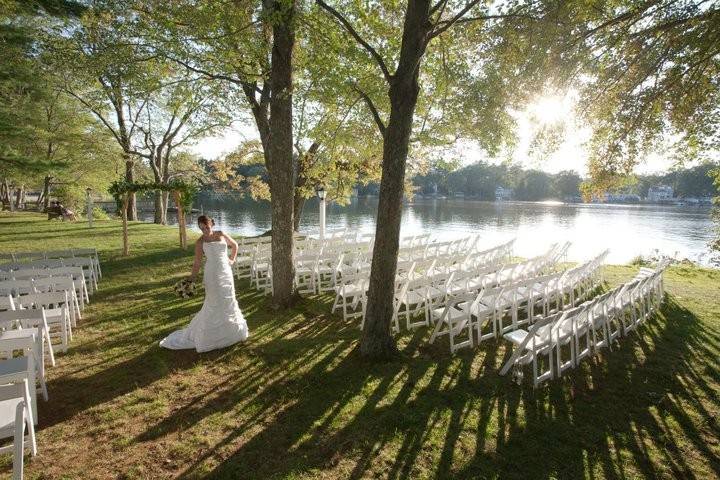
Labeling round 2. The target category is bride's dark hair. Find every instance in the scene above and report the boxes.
[197,215,215,227]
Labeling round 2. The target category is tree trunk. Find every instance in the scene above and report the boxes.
[124,155,137,221]
[122,193,130,256]
[292,142,318,232]
[42,176,51,211]
[293,193,305,232]
[7,182,15,212]
[0,179,10,211]
[162,190,170,225]
[15,186,24,210]
[173,191,187,249]
[153,190,166,224]
[267,0,297,309]
[360,0,431,359]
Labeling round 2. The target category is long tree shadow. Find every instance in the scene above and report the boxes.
[453,294,720,479]
[185,293,720,479]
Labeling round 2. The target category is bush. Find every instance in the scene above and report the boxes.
[90,206,110,220]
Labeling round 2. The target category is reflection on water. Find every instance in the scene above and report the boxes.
[142,196,716,266]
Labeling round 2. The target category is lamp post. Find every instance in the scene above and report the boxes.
[86,187,93,228]
[316,186,326,240]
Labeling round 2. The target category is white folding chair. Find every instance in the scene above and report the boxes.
[15,291,71,354]
[0,316,47,402]
[31,276,81,325]
[0,281,34,298]
[0,367,37,480]
[500,311,564,387]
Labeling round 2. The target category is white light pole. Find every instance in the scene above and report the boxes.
[86,187,93,228]
[316,186,326,240]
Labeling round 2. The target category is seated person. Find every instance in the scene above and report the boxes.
[58,203,77,221]
[47,201,63,220]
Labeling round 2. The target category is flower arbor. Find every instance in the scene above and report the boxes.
[109,180,197,255]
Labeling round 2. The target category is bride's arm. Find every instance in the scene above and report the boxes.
[190,240,203,281]
[221,231,239,264]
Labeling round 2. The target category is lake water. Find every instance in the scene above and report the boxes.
[142,195,717,266]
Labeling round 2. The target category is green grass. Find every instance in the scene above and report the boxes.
[1,212,719,479]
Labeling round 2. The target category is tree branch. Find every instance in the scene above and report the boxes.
[430,0,484,38]
[315,0,393,82]
[352,85,386,136]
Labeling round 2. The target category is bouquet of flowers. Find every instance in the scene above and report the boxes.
[173,278,197,298]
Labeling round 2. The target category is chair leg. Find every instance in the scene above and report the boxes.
[23,380,37,455]
[35,340,48,401]
[13,403,25,480]
[44,328,56,367]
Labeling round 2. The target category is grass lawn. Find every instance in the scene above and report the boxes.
[1,211,719,479]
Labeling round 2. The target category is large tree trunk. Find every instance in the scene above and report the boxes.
[15,185,25,210]
[15,186,24,210]
[267,0,297,309]
[162,190,170,225]
[360,0,430,359]
[0,179,10,211]
[124,155,137,221]
[42,176,51,211]
[122,193,129,256]
[153,190,166,224]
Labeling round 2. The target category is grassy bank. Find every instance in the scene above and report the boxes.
[1,212,718,479]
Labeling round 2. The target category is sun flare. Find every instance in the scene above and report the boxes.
[528,94,572,125]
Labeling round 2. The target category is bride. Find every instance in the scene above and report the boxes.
[160,215,249,352]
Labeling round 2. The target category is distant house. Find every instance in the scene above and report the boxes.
[606,193,641,203]
[647,185,674,202]
[495,186,513,201]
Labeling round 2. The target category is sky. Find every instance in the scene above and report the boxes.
[189,94,678,177]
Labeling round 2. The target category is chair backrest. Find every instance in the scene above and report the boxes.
[6,268,49,279]
[0,308,47,324]
[0,262,23,272]
[64,257,94,270]
[46,266,85,281]
[72,247,98,257]
[32,275,75,293]
[31,259,65,269]
[0,279,35,297]
[0,295,15,311]
[45,250,75,260]
[12,252,45,262]
[15,290,69,310]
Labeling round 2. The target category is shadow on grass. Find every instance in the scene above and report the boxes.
[154,294,719,479]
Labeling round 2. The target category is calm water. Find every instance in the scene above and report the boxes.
[144,196,716,266]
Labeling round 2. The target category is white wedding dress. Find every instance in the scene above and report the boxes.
[160,239,249,352]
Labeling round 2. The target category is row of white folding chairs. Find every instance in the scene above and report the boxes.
[243,231,467,286]
[251,237,375,293]
[0,352,38,479]
[499,263,667,387]
[0,268,90,307]
[249,233,512,299]
[428,250,607,353]
[397,236,479,263]
[329,245,503,321]
[332,240,524,323]
[1,291,75,363]
[0,258,98,295]
[383,242,554,331]
[0,305,74,478]
[0,276,83,325]
[0,248,101,280]
[238,234,329,285]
